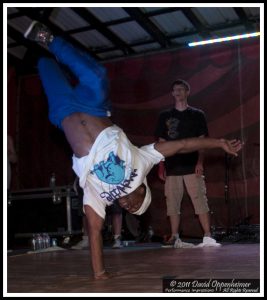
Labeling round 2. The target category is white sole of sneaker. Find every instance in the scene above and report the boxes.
[174,243,195,249]
[196,243,222,248]
[24,20,38,38]
[161,245,174,248]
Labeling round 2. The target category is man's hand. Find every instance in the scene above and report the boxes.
[221,139,243,156]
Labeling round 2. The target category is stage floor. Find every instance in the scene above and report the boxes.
[6,241,260,294]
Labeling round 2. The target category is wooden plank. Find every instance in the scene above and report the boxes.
[7,243,260,293]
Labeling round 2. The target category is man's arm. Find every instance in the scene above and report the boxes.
[84,205,111,280]
[154,137,242,158]
[195,135,205,176]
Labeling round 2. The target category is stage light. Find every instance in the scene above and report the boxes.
[188,32,260,47]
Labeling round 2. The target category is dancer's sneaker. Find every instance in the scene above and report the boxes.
[24,20,54,46]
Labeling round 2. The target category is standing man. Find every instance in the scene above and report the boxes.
[155,79,220,248]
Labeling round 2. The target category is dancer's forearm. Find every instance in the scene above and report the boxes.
[154,137,241,158]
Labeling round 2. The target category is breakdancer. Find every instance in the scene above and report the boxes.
[24,21,243,280]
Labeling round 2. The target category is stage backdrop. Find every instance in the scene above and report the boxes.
[8,37,260,238]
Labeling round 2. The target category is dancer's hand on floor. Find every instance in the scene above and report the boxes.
[94,270,116,280]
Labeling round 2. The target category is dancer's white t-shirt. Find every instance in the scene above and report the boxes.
[72,125,164,218]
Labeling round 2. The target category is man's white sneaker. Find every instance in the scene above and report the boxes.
[112,238,123,249]
[174,238,195,248]
[71,237,89,249]
[196,236,221,248]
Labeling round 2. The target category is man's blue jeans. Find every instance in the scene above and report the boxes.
[38,37,111,129]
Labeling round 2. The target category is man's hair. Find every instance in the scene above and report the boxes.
[171,79,190,92]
